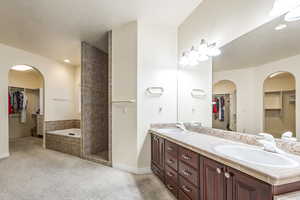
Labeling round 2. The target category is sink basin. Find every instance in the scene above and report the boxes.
[214,145,299,168]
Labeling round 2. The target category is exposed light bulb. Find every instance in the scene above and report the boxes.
[198,39,208,55]
[207,43,221,57]
[11,65,33,71]
[179,52,189,66]
[198,55,209,62]
[270,0,300,16]
[285,6,300,21]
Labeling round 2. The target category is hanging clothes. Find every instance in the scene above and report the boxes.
[8,93,13,114]
[219,96,225,121]
[20,91,28,123]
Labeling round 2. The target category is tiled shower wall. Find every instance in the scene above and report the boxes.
[81,42,109,158]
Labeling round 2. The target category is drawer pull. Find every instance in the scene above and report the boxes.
[216,168,222,174]
[167,184,174,190]
[182,170,191,176]
[224,172,231,179]
[182,185,191,193]
[167,159,174,164]
[167,147,174,151]
[182,154,191,160]
[167,172,174,177]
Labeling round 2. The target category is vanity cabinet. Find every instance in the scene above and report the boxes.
[151,134,276,200]
[201,157,272,200]
[151,134,165,182]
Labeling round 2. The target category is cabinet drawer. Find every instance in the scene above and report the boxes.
[166,177,178,198]
[178,189,192,200]
[165,165,178,184]
[179,161,199,186]
[165,152,178,171]
[179,176,199,200]
[151,162,164,183]
[179,147,199,169]
[165,140,178,158]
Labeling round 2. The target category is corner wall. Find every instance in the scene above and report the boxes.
[0,43,77,159]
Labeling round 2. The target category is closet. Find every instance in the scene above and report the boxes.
[8,67,44,142]
[263,72,296,138]
[212,80,237,131]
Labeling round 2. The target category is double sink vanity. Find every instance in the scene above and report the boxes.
[149,124,300,200]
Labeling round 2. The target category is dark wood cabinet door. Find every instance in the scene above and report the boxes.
[226,168,272,200]
[151,134,164,170]
[201,157,226,200]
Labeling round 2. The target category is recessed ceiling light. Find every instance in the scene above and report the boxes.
[11,65,33,71]
[64,59,71,63]
[275,24,287,30]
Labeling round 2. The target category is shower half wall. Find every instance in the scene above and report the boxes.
[81,41,110,165]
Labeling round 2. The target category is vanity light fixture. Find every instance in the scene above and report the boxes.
[275,24,287,30]
[64,59,71,63]
[285,6,300,21]
[207,43,222,56]
[179,39,222,66]
[11,65,33,71]
[270,0,300,16]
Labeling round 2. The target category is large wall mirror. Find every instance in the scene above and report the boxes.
[178,14,300,140]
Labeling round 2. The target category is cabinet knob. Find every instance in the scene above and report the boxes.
[182,170,191,176]
[167,172,174,177]
[167,184,174,190]
[216,168,222,174]
[182,185,191,193]
[167,147,173,151]
[167,159,174,164]
[224,172,231,179]
[182,154,191,160]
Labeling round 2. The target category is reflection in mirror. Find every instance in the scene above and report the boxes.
[263,72,296,138]
[212,80,237,131]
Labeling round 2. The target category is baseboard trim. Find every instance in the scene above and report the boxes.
[0,153,10,160]
[113,163,151,174]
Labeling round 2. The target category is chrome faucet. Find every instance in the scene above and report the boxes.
[176,122,188,132]
[257,133,283,153]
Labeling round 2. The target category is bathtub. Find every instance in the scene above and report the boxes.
[46,129,81,157]
[47,128,81,138]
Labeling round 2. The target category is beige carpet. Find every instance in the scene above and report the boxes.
[0,137,175,200]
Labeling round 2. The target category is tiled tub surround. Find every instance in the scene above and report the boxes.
[149,124,300,187]
[45,120,81,157]
[46,131,81,157]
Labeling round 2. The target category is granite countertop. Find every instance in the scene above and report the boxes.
[275,191,300,200]
[149,128,300,186]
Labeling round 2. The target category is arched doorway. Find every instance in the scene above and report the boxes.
[8,65,45,152]
[263,71,296,138]
[212,80,237,131]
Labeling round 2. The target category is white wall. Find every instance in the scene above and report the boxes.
[0,43,77,158]
[213,54,300,137]
[137,23,178,169]
[178,60,213,127]
[112,22,138,171]
[112,22,178,172]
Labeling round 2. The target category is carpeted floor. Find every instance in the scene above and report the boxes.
[0,137,175,200]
